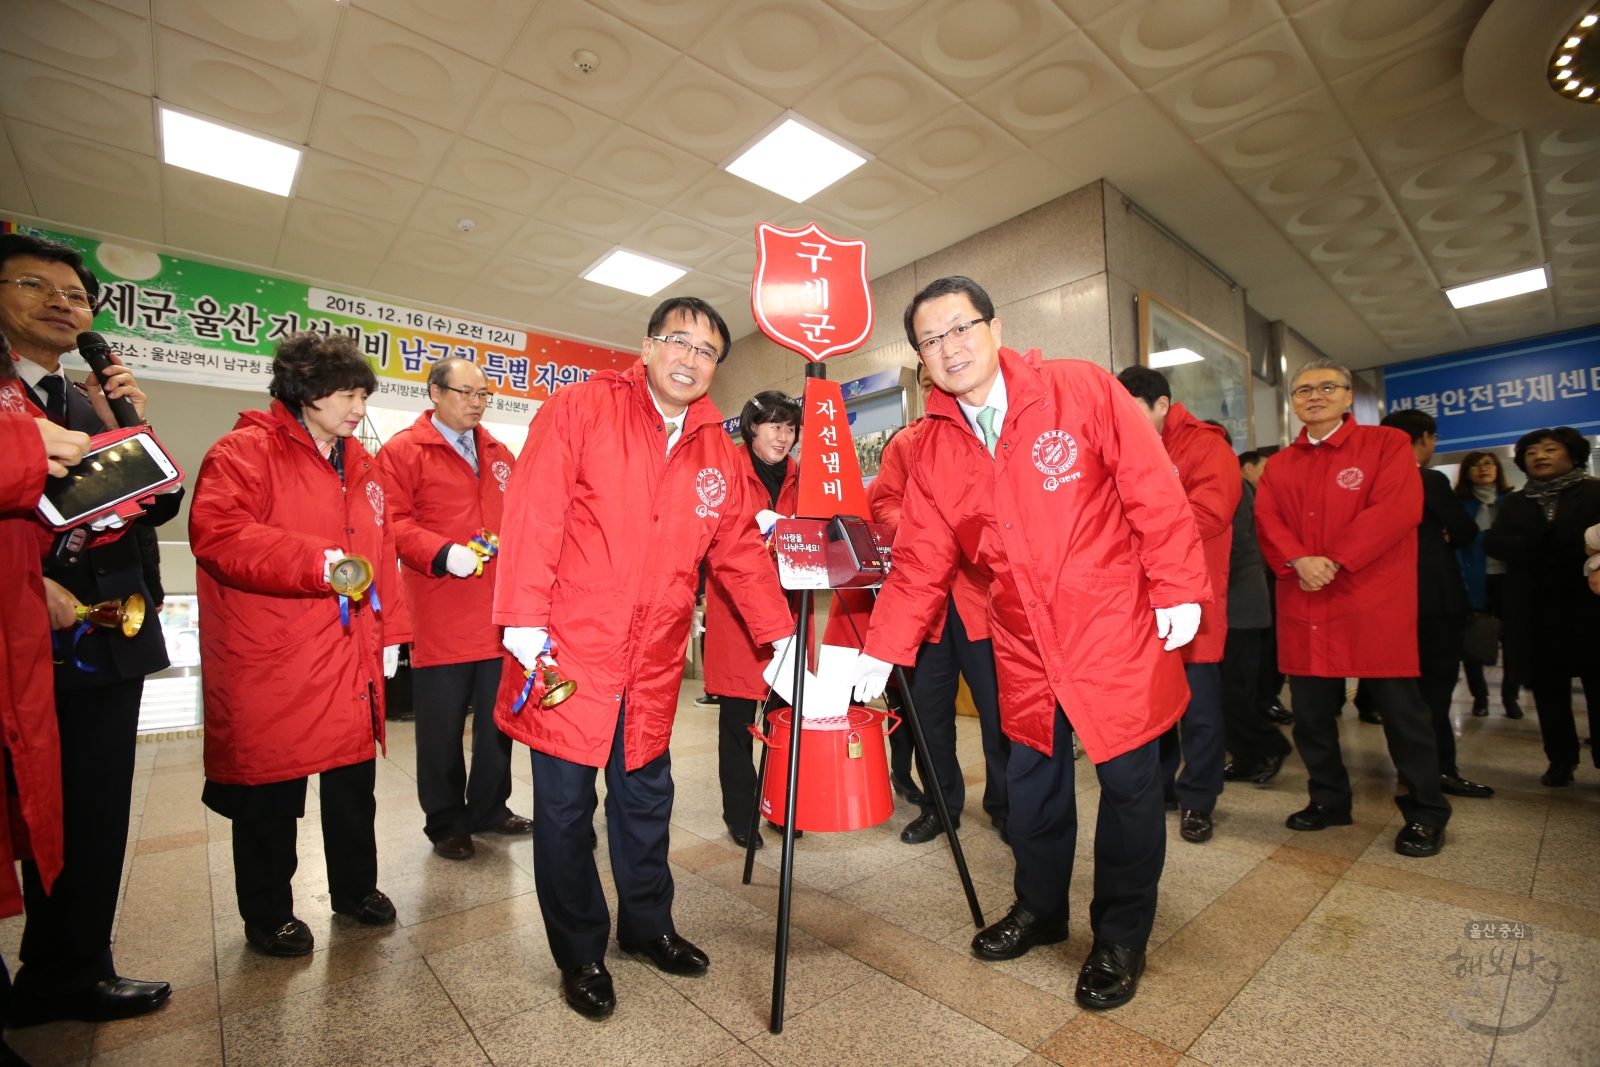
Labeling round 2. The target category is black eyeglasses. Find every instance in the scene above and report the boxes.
[915,317,990,356]
[0,276,94,312]
[1291,382,1352,400]
[437,384,493,402]
[651,333,726,364]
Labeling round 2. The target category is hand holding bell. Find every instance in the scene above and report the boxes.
[75,593,145,638]
[467,529,499,577]
[510,635,578,713]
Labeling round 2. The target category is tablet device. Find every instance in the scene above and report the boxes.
[37,430,181,529]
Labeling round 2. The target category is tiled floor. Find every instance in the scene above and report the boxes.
[6,671,1596,1067]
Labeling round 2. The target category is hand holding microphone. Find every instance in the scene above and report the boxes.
[76,332,145,428]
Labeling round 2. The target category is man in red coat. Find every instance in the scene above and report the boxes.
[853,277,1210,1011]
[378,357,528,861]
[1118,367,1241,846]
[1254,357,1450,857]
[701,390,799,850]
[492,297,792,1019]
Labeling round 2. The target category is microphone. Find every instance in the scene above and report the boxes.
[76,331,141,428]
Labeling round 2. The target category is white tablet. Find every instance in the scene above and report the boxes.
[37,430,181,529]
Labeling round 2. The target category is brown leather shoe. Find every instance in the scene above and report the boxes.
[492,814,533,835]
[433,835,474,860]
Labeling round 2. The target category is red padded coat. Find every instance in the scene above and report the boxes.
[1161,402,1241,665]
[377,412,515,668]
[1253,414,1422,678]
[863,349,1211,764]
[491,361,793,770]
[189,401,412,785]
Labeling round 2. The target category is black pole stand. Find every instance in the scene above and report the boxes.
[742,686,783,887]
[769,589,811,1033]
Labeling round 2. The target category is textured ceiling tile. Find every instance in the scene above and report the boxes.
[500,0,681,120]
[282,198,400,254]
[529,297,644,346]
[0,0,154,95]
[1402,177,1533,237]
[154,27,320,142]
[588,0,735,51]
[153,0,341,80]
[161,164,291,230]
[821,0,925,37]
[535,176,657,240]
[162,202,284,265]
[807,160,938,227]
[406,188,518,254]
[1384,134,1529,210]
[1324,22,1472,131]
[451,285,548,327]
[1146,19,1322,139]
[1537,155,1600,200]
[620,210,730,267]
[354,0,535,66]
[690,1,875,107]
[1544,193,1600,235]
[1289,0,1488,82]
[1357,95,1505,174]
[0,54,157,156]
[465,73,615,173]
[1531,127,1600,171]
[580,124,715,207]
[502,218,611,271]
[295,150,426,224]
[700,238,758,285]
[940,150,1072,230]
[1431,241,1545,285]
[7,117,162,200]
[368,260,470,305]
[1083,0,1279,90]
[433,139,563,217]
[307,90,456,183]
[878,104,1027,189]
[1239,136,1378,211]
[385,229,495,279]
[1274,179,1401,240]
[666,170,790,236]
[859,194,988,275]
[473,253,568,298]
[625,57,784,165]
[670,269,744,309]
[1194,86,1354,177]
[793,43,958,154]
[1053,0,1119,21]
[767,202,862,239]
[967,31,1138,146]
[274,234,383,288]
[1341,272,1440,305]
[884,0,1074,96]
[326,9,495,130]
[0,129,35,215]
[554,274,645,315]
[27,177,164,240]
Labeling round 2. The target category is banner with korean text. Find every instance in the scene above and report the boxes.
[1383,326,1600,451]
[2,219,632,421]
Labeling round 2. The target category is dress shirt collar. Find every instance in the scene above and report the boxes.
[955,367,1008,442]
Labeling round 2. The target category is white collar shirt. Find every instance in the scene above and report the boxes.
[955,367,1008,444]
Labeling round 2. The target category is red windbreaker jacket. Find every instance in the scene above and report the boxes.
[377,412,516,668]
[491,361,794,770]
[702,446,796,701]
[864,349,1211,764]
[0,404,63,914]
[190,401,412,785]
[1161,402,1241,665]
[1254,414,1422,678]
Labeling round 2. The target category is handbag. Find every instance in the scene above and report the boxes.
[1462,612,1500,666]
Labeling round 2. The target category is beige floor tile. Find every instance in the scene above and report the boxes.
[1036,1013,1182,1066]
[1484,926,1600,1067]
[88,1018,222,1067]
[1343,862,1600,941]
[216,925,423,1015]
[1530,805,1600,912]
[90,984,219,1058]
[1353,797,1550,896]
[3,1021,93,1067]
[699,1045,774,1067]
[110,844,217,992]
[425,924,563,1031]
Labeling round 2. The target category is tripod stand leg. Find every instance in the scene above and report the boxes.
[743,708,771,886]
[770,590,810,1034]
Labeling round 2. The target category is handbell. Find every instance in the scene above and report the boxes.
[534,652,577,708]
[328,555,375,599]
[75,593,145,638]
[467,529,499,576]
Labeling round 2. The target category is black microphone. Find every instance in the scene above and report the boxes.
[76,331,141,428]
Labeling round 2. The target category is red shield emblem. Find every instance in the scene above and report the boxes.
[751,223,873,361]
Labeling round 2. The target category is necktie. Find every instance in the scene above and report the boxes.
[975,406,999,455]
[38,375,67,427]
[663,420,677,449]
[457,430,478,474]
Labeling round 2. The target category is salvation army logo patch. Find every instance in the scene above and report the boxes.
[1336,467,1364,490]
[366,480,386,524]
[695,467,727,517]
[1032,430,1079,492]
[491,460,511,493]
[0,382,24,413]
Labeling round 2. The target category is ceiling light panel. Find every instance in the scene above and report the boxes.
[1443,266,1549,309]
[722,111,872,202]
[157,102,302,196]
[581,246,689,296]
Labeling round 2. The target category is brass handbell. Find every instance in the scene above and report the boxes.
[534,651,577,708]
[75,593,145,638]
[328,555,375,599]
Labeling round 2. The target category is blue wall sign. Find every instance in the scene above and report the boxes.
[1384,326,1600,450]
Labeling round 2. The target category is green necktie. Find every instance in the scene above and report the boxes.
[975,406,999,455]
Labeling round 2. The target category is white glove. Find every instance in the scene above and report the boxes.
[383,645,400,678]
[445,543,478,578]
[755,509,781,536]
[88,510,126,531]
[323,547,345,584]
[1154,603,1202,652]
[503,626,549,672]
[1586,522,1600,554]
[851,654,894,703]
[762,635,796,689]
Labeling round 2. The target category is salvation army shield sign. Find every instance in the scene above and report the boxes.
[751,223,873,361]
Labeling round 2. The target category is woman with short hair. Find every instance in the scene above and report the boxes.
[189,332,410,956]
[1453,451,1520,718]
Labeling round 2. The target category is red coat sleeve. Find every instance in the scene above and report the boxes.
[1182,432,1241,543]
[492,388,580,628]
[1253,459,1305,574]
[378,491,413,646]
[705,448,794,649]
[865,456,962,667]
[0,414,46,514]
[1324,431,1423,574]
[377,437,451,575]
[188,434,336,595]
[867,426,915,532]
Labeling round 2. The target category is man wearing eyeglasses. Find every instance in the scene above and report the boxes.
[489,297,793,1018]
[0,233,178,1027]
[1254,357,1451,858]
[853,276,1210,1011]
[376,357,528,862]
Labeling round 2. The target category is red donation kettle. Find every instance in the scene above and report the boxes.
[752,706,899,833]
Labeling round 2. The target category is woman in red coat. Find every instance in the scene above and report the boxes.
[701,390,799,849]
[189,333,411,959]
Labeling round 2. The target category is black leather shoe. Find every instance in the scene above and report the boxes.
[890,770,922,802]
[562,962,615,1018]
[623,933,710,975]
[971,902,1067,961]
[1504,701,1524,720]
[1222,760,1250,782]
[1075,938,1147,1010]
[767,821,802,838]
[1440,774,1494,798]
[1250,753,1286,785]
[9,976,174,1027]
[1394,822,1445,857]
[492,814,533,835]
[992,815,1010,845]
[1179,809,1213,843]
[1357,708,1382,724]
[1541,763,1576,787]
[433,834,474,860]
[728,822,763,850]
[900,812,957,844]
[1470,695,1489,717]
[694,694,719,706]
[1266,701,1294,725]
[332,890,396,926]
[245,918,314,957]
[1286,803,1353,831]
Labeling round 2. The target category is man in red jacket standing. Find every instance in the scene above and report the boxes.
[854,277,1210,1011]
[1254,357,1450,857]
[378,357,529,861]
[492,297,793,1019]
[1118,367,1241,845]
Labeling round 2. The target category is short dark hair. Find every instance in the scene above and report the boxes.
[1239,450,1266,467]
[647,297,731,361]
[1380,407,1438,443]
[1117,365,1171,406]
[1453,450,1511,497]
[427,356,483,391]
[903,276,995,350]
[1512,426,1591,473]
[269,331,378,410]
[739,389,801,449]
[1203,418,1233,447]
[0,232,100,304]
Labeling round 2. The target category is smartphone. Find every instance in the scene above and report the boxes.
[36,430,181,529]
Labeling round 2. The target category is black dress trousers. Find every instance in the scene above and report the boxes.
[717,695,792,831]
[1220,627,1292,767]
[411,657,513,841]
[1417,615,1466,777]
[1158,662,1227,813]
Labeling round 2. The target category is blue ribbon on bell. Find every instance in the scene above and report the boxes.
[51,623,99,672]
[329,555,379,628]
[511,635,554,715]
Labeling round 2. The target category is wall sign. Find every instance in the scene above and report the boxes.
[751,222,873,361]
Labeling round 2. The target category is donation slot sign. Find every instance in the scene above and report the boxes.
[2,219,632,419]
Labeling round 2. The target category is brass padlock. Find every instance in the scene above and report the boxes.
[847,732,863,759]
